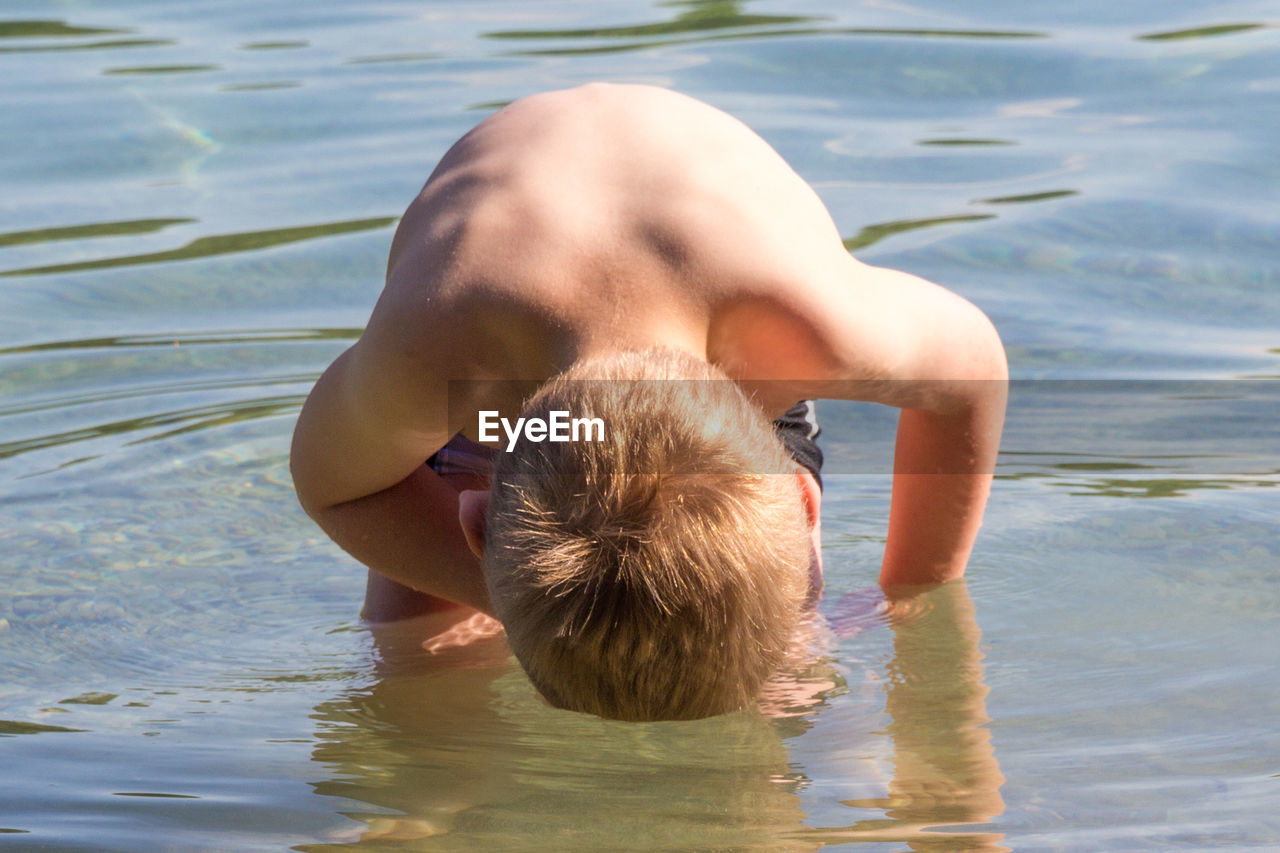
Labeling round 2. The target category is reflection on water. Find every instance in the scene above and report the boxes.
[991,381,1280,498]
[103,63,220,75]
[0,327,359,356]
[806,585,1006,850]
[343,52,440,65]
[240,40,309,51]
[918,137,1015,146]
[0,720,86,735]
[0,18,171,53]
[58,692,118,705]
[0,218,195,249]
[0,19,175,54]
[484,0,819,41]
[491,25,1046,57]
[2,0,1279,848]
[295,583,1003,851]
[0,36,173,54]
[483,0,1042,56]
[0,20,126,39]
[843,214,995,252]
[1137,22,1268,41]
[1054,475,1276,499]
[0,393,303,460]
[220,81,303,92]
[0,328,358,476]
[977,189,1077,204]
[0,217,396,277]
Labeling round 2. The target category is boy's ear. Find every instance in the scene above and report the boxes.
[796,469,821,532]
[458,489,491,559]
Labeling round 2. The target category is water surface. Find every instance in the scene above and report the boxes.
[2,0,1278,850]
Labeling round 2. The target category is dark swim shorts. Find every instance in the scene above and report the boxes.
[773,400,823,490]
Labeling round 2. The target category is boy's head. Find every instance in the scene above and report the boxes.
[463,348,814,721]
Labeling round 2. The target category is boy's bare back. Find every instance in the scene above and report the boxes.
[291,83,1007,616]
[380,82,854,388]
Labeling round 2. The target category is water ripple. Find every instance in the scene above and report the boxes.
[0,327,354,477]
[492,24,1047,57]
[0,218,195,249]
[0,393,304,463]
[0,20,125,39]
[918,137,1016,147]
[0,1,1277,848]
[0,327,359,356]
[1137,22,1269,41]
[0,18,171,53]
[0,217,397,277]
[102,64,221,76]
[0,719,86,736]
[343,52,442,65]
[239,41,308,51]
[0,19,172,54]
[843,213,995,252]
[976,189,1078,204]
[483,8,822,41]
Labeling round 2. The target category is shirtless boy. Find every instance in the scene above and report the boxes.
[290,83,1007,721]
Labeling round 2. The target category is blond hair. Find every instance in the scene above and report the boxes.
[482,348,811,721]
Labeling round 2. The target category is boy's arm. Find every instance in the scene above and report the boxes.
[820,262,1008,587]
[289,336,494,615]
[882,384,1005,587]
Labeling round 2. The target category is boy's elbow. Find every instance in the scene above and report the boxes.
[972,305,1008,383]
[937,301,1006,417]
[963,306,1008,419]
[289,426,335,521]
[289,451,322,520]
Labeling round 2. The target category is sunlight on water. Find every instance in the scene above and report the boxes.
[1,0,1277,850]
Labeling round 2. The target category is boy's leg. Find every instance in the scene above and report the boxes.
[772,400,823,490]
[362,571,464,622]
[773,401,824,599]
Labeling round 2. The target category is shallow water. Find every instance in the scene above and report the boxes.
[2,0,1278,850]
